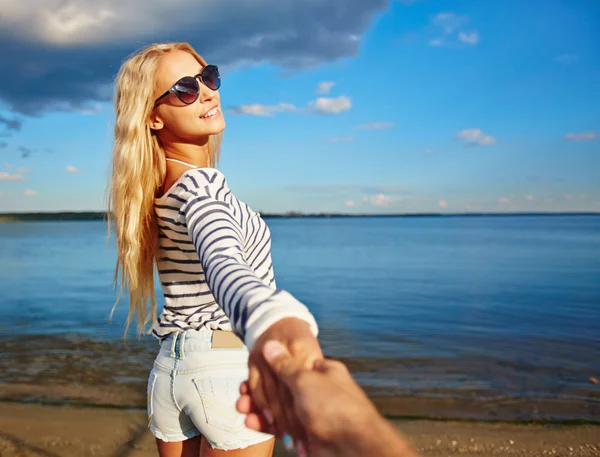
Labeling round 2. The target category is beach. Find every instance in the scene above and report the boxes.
[1,402,599,457]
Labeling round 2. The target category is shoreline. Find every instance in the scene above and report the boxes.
[1,402,598,457]
[0,211,599,222]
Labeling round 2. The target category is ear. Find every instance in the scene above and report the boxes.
[149,110,165,131]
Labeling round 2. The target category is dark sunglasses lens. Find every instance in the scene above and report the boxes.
[202,66,221,90]
[174,77,199,104]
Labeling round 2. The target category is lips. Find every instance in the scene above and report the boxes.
[201,107,219,119]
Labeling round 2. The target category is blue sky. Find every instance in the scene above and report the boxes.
[0,0,598,214]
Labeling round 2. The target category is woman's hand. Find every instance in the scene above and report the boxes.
[247,317,323,450]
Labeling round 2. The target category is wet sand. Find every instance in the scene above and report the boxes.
[1,402,599,457]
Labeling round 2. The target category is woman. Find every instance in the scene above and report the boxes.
[108,42,322,457]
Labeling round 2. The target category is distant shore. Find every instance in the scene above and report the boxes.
[0,211,599,222]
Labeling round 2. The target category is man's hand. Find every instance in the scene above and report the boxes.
[247,318,323,451]
[239,340,420,457]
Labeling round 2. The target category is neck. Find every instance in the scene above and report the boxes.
[162,138,211,168]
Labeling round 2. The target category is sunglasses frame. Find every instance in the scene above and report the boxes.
[154,65,220,106]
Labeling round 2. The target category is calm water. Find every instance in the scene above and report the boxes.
[1,216,599,417]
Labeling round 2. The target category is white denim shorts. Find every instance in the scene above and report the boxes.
[147,330,273,450]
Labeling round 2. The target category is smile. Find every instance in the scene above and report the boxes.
[201,107,220,119]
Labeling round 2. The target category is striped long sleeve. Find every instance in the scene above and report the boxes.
[181,171,318,350]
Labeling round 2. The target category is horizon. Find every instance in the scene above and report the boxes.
[0,1,599,214]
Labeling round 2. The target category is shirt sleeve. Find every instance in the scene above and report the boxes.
[182,174,319,350]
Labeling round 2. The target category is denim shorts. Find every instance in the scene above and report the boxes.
[147,330,273,450]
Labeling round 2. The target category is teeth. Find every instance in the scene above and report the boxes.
[202,108,217,118]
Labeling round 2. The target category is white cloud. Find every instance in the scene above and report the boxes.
[16,167,32,174]
[438,199,448,209]
[4,162,11,169]
[230,103,297,117]
[429,39,444,47]
[499,197,510,205]
[65,165,83,173]
[355,122,395,130]
[309,96,352,115]
[325,136,355,143]
[0,171,25,181]
[24,189,37,197]
[315,81,335,95]
[370,194,391,207]
[555,54,578,65]
[231,97,352,117]
[458,32,479,45]
[525,194,534,202]
[432,12,469,34]
[563,131,598,142]
[345,200,355,208]
[455,128,496,146]
[423,148,435,155]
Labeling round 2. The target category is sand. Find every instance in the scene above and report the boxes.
[0,402,598,457]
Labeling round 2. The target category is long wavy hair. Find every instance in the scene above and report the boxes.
[108,42,222,336]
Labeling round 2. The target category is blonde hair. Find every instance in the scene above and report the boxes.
[108,42,222,336]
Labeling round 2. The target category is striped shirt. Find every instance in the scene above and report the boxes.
[152,168,318,349]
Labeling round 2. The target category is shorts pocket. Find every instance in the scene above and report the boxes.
[147,370,158,425]
[192,364,248,434]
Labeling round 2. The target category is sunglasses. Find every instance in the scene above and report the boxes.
[154,65,221,105]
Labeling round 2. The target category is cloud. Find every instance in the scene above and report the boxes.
[429,13,478,48]
[231,97,352,117]
[229,103,297,117]
[499,197,510,205]
[24,189,37,197]
[325,135,355,143]
[345,200,355,208]
[355,122,395,130]
[18,147,34,158]
[315,82,335,95]
[525,194,534,202]
[0,115,22,131]
[458,32,479,45]
[563,131,598,142]
[0,0,387,115]
[370,194,391,207]
[0,142,7,149]
[16,167,32,174]
[438,199,448,209]
[555,54,578,65]
[309,96,352,115]
[287,184,411,197]
[455,128,496,146]
[432,13,469,34]
[0,171,26,181]
[65,165,83,173]
[423,148,435,155]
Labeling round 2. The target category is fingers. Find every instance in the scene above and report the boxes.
[262,340,309,448]
[262,340,300,386]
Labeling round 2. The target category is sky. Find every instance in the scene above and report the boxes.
[0,0,599,214]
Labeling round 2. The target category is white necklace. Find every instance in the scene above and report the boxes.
[165,158,199,169]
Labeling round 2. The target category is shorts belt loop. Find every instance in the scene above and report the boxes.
[170,332,178,358]
[180,331,187,360]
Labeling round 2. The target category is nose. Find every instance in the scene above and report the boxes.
[198,79,216,105]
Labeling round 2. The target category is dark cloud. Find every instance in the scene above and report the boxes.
[18,147,34,159]
[0,115,22,131]
[0,0,388,116]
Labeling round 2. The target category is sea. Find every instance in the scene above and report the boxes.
[1,215,599,421]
